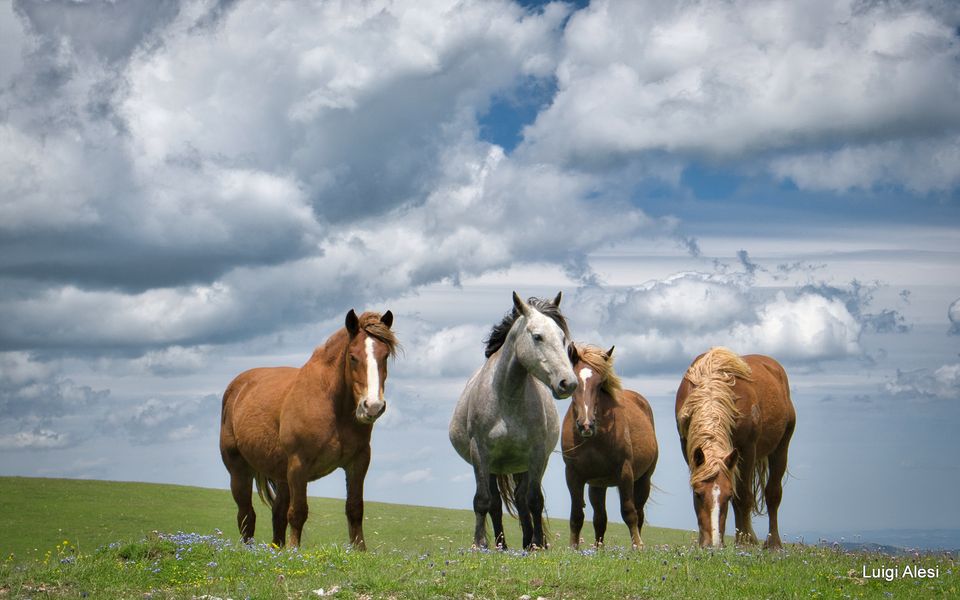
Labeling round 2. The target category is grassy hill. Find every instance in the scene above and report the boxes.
[0,476,692,558]
[0,477,955,599]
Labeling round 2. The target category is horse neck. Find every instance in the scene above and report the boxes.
[490,322,532,404]
[299,329,352,414]
[596,386,617,415]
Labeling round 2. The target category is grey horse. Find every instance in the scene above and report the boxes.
[449,291,577,550]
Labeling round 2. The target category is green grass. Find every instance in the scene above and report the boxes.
[0,477,956,599]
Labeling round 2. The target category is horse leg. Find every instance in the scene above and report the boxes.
[733,447,759,545]
[616,465,641,550]
[223,451,256,543]
[469,439,492,549]
[764,432,792,550]
[633,472,653,550]
[345,448,371,550]
[513,473,533,549]
[286,454,309,548]
[565,466,585,549]
[487,474,507,550]
[271,480,290,547]
[588,485,607,548]
[526,454,549,550]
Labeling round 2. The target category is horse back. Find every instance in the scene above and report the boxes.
[619,389,658,474]
[220,367,299,452]
[737,355,795,457]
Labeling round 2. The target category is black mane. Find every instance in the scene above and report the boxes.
[483,296,570,358]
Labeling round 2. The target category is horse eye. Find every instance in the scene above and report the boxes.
[532,333,543,342]
[350,356,359,364]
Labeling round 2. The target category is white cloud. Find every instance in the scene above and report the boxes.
[400,468,434,484]
[520,0,960,191]
[104,394,218,445]
[886,363,960,400]
[131,346,210,377]
[569,272,870,371]
[377,467,435,485]
[727,291,861,360]
[769,137,960,193]
[0,429,73,450]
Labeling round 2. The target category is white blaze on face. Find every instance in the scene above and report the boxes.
[364,337,380,405]
[710,483,721,547]
[578,367,593,414]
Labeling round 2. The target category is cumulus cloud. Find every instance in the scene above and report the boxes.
[0,428,73,450]
[886,363,960,400]
[566,267,912,372]
[0,352,109,419]
[1,0,685,357]
[520,0,960,192]
[104,394,219,445]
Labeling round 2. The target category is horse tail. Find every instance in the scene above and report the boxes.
[751,456,769,516]
[254,472,277,509]
[496,476,553,549]
[497,475,518,517]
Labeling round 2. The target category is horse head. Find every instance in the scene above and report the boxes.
[690,447,738,548]
[567,344,616,437]
[344,309,396,425]
[511,291,577,399]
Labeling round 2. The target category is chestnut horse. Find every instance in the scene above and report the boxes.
[562,344,658,549]
[219,310,398,549]
[675,347,795,549]
[449,292,577,550]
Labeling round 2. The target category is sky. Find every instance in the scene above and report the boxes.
[1,0,959,546]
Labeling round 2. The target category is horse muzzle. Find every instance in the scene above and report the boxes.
[552,377,578,399]
[356,399,386,424]
[575,421,596,437]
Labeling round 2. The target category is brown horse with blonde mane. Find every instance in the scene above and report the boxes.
[675,347,795,549]
[219,309,398,549]
[562,344,658,549]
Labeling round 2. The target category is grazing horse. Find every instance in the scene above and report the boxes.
[675,347,795,549]
[219,310,398,549]
[449,292,577,550]
[562,344,658,550]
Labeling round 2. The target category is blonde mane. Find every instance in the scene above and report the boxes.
[357,311,400,357]
[678,347,752,488]
[573,343,621,396]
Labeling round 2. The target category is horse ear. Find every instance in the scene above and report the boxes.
[345,309,360,335]
[605,345,615,360]
[567,343,579,365]
[693,447,705,468]
[724,448,739,470]
[380,310,394,329]
[553,291,562,307]
[512,291,530,317]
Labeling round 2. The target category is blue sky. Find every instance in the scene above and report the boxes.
[1,0,959,547]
